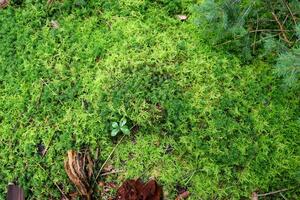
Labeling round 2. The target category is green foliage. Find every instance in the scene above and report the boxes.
[0,0,299,199]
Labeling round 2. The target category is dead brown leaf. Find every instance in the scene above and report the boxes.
[115,179,163,200]
[98,181,105,188]
[103,164,113,173]
[175,191,190,200]
[177,15,188,21]
[251,192,258,200]
[0,0,9,8]
[50,20,60,29]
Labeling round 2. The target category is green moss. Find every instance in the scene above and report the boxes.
[0,0,299,199]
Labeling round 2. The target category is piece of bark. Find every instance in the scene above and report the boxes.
[64,150,93,200]
[7,184,24,200]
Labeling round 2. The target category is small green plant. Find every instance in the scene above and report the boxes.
[111,118,130,137]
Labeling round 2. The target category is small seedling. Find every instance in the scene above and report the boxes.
[111,118,130,137]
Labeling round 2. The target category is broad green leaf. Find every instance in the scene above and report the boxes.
[120,118,127,127]
[112,122,119,128]
[121,126,130,135]
[111,129,119,137]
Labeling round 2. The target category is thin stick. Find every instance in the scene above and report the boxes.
[42,131,57,157]
[94,134,126,182]
[54,182,69,200]
[214,35,245,47]
[280,192,288,200]
[257,188,288,197]
[184,170,197,185]
[100,169,124,176]
[282,14,290,25]
[282,0,297,26]
[249,29,293,33]
[250,35,278,47]
[271,12,292,44]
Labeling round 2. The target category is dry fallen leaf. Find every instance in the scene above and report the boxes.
[50,20,60,29]
[103,164,113,173]
[64,150,93,200]
[177,15,188,21]
[175,191,190,200]
[98,181,105,187]
[0,0,9,8]
[251,192,258,200]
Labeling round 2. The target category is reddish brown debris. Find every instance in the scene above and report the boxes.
[7,184,24,200]
[115,179,163,200]
[0,0,9,8]
[175,191,190,200]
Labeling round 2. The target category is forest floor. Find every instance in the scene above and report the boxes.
[0,1,299,199]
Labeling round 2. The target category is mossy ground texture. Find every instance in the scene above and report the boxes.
[0,0,299,199]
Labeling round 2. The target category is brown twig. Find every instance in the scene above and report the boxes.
[271,12,292,44]
[249,29,294,33]
[54,182,70,200]
[281,0,297,26]
[250,35,277,47]
[257,188,289,197]
[282,14,290,25]
[100,169,124,176]
[214,35,245,47]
